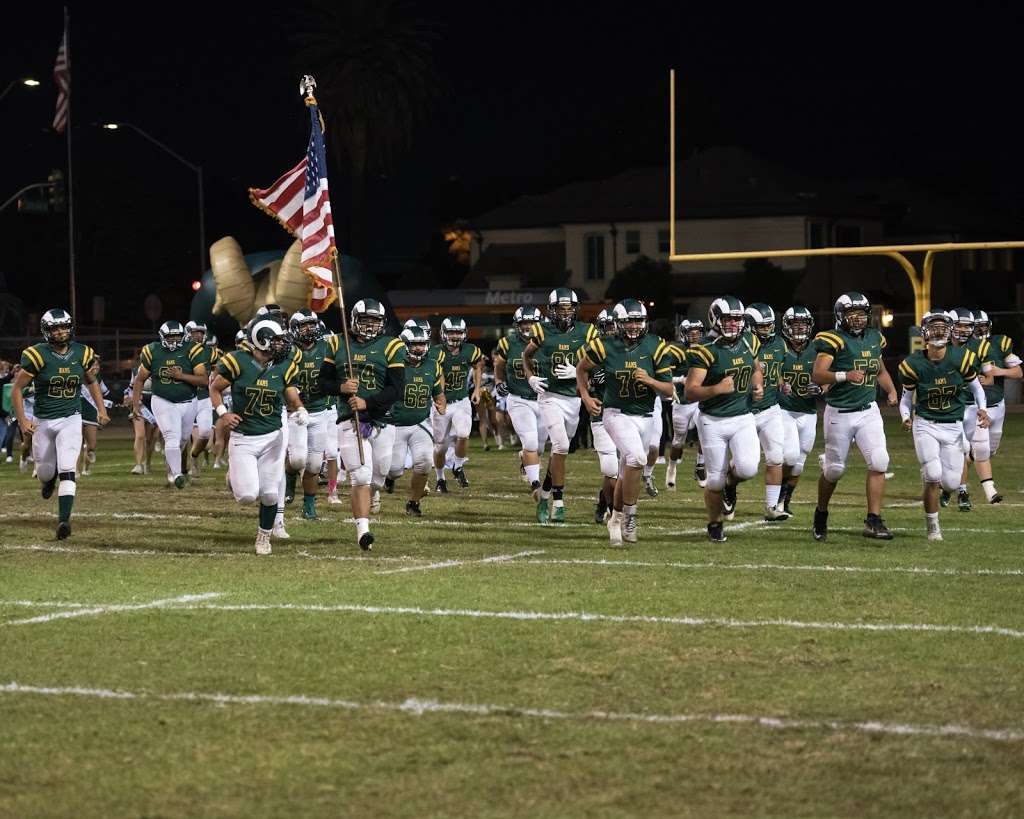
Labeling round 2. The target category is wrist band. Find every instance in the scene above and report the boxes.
[215,404,228,418]
[835,371,847,383]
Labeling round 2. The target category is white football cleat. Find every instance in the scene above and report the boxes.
[326,492,342,505]
[255,530,272,555]
[271,522,290,540]
[607,510,624,547]
[370,488,381,514]
[130,464,145,475]
[665,461,677,489]
[622,513,638,543]
[927,529,943,541]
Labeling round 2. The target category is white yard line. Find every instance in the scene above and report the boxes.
[1,681,1019,743]
[3,592,223,627]
[376,550,546,575]
[179,601,1024,639]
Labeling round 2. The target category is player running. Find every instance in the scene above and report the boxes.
[583,308,621,524]
[665,318,704,491]
[522,288,598,523]
[775,306,821,516]
[211,318,306,555]
[431,317,482,491]
[811,292,898,542]
[184,320,219,476]
[898,309,987,541]
[11,308,109,540]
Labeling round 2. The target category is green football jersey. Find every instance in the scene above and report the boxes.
[192,345,220,400]
[581,333,676,415]
[437,342,482,402]
[20,341,96,420]
[779,339,820,414]
[529,320,598,397]
[749,332,786,413]
[668,343,694,403]
[390,355,443,426]
[897,345,979,423]
[813,327,887,410]
[494,333,534,400]
[330,335,405,422]
[685,335,761,418]
[291,336,338,413]
[216,350,300,435]
[140,341,205,403]
[978,334,1018,405]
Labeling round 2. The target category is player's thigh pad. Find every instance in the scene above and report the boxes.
[754,405,785,465]
[257,429,287,506]
[194,398,213,440]
[728,414,760,481]
[822,404,855,482]
[507,395,540,452]
[603,408,649,469]
[853,404,889,473]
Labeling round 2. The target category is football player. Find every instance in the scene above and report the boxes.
[320,298,405,550]
[583,308,620,523]
[684,296,764,542]
[388,324,445,516]
[665,319,705,490]
[522,288,598,523]
[11,308,109,539]
[943,308,980,509]
[184,320,219,475]
[744,303,790,521]
[211,318,306,554]
[812,292,898,541]
[494,307,550,497]
[898,310,987,541]
[124,357,158,475]
[131,320,206,488]
[431,316,482,491]
[578,299,677,545]
[77,355,111,476]
[776,306,821,515]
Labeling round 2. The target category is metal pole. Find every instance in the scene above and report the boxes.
[197,165,206,273]
[669,69,675,258]
[64,6,76,320]
[332,255,365,464]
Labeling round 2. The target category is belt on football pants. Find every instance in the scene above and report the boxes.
[837,403,873,414]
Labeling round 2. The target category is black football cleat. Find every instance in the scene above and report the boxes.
[722,483,737,520]
[453,467,470,489]
[405,500,422,517]
[863,514,894,541]
[41,475,57,500]
[384,476,395,494]
[707,522,727,543]
[435,478,449,494]
[56,521,71,540]
[812,508,828,542]
[939,490,951,508]
[358,532,374,551]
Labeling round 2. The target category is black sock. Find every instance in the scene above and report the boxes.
[552,486,564,502]
[542,471,552,492]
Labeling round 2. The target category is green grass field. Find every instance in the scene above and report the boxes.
[2,415,1023,818]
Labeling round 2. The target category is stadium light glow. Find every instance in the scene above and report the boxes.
[22,78,40,87]
[191,280,202,292]
[100,122,119,129]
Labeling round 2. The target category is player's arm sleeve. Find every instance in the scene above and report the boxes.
[880,333,888,350]
[969,376,987,410]
[1002,336,1022,367]
[217,353,240,383]
[685,344,712,371]
[469,345,482,365]
[899,387,914,422]
[139,344,153,370]
[814,331,843,357]
[283,360,300,387]
[432,361,444,397]
[20,346,43,377]
[897,358,918,389]
[528,322,545,346]
[580,337,606,365]
[653,341,676,380]
[493,337,508,361]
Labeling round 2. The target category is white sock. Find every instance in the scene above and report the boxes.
[495,434,503,447]
[958,484,968,493]
[623,503,638,515]
[670,458,679,467]
[696,453,705,466]
[356,517,370,538]
[274,512,284,527]
[925,511,940,530]
[643,465,654,479]
[766,484,782,509]
[981,479,998,500]
[525,463,541,485]
[453,455,467,469]
[435,466,445,481]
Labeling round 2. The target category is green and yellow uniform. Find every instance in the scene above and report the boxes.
[330,335,405,423]
[494,334,533,400]
[391,355,444,426]
[437,342,481,402]
[20,342,96,420]
[192,346,221,400]
[582,334,678,415]
[978,334,1018,405]
[749,332,786,412]
[779,339,820,415]
[813,327,887,411]
[216,350,299,435]
[529,320,598,397]
[897,346,979,422]
[292,336,338,413]
[140,341,204,403]
[685,335,761,417]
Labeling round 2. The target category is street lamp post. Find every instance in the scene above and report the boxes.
[101,122,206,274]
[0,77,40,103]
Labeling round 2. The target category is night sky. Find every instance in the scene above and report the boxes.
[3,1,1023,328]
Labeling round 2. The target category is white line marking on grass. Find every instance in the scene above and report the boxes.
[2,681,1020,743]
[519,558,1024,578]
[1,600,91,608]
[376,550,546,575]
[180,601,1024,640]
[4,593,223,626]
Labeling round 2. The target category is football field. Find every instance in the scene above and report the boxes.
[1,415,1022,817]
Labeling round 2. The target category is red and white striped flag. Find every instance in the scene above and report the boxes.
[249,100,337,311]
[52,23,70,134]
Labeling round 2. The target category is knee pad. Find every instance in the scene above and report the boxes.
[162,430,180,448]
[236,492,258,505]
[259,491,279,508]
[972,439,992,462]
[548,426,570,456]
[732,458,759,482]
[866,449,890,474]
[762,443,784,467]
[599,452,619,479]
[921,460,942,485]
[940,472,960,492]
[706,470,727,492]
[791,455,807,477]
[348,463,373,486]
[305,452,323,475]
[623,450,646,470]
[823,460,846,483]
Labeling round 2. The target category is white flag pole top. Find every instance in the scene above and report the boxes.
[300,74,317,101]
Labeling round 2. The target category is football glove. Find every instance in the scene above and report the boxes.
[495,381,510,397]
[293,407,310,426]
[528,375,549,395]
[553,362,577,379]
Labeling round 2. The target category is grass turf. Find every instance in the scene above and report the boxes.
[1,416,1022,817]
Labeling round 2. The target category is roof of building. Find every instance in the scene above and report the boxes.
[459,242,568,289]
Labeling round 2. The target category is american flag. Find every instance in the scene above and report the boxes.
[52,22,70,134]
[249,101,337,311]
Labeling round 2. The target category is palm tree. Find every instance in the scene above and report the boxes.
[289,0,442,261]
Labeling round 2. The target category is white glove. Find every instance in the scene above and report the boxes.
[553,363,577,380]
[528,375,549,395]
[293,407,310,426]
[671,375,686,385]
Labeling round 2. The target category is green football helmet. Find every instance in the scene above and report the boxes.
[744,303,776,341]
[249,318,291,363]
[708,296,746,342]
[834,292,871,336]
[159,320,186,351]
[351,298,386,341]
[512,306,542,341]
[781,306,814,343]
[596,308,617,338]
[40,308,74,345]
[400,325,431,364]
[289,308,320,345]
[441,316,468,350]
[547,287,579,331]
[613,299,648,344]
[403,317,432,342]
[921,309,950,348]
[973,309,991,339]
[676,318,704,345]
[946,307,975,344]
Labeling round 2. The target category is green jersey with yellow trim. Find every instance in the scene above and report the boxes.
[581,333,677,415]
[779,339,819,414]
[813,327,887,410]
[292,336,337,413]
[977,334,1018,405]
[529,319,598,397]
[897,345,978,423]
[140,341,205,403]
[192,345,220,400]
[493,333,534,400]
[438,342,481,402]
[749,332,786,412]
[20,341,96,420]
[390,354,444,426]
[331,335,405,422]
[685,335,761,418]
[216,349,299,435]
[669,343,694,403]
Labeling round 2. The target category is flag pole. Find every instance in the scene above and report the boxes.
[63,6,76,321]
[300,76,364,464]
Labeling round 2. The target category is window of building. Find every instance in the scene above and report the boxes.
[657,229,670,254]
[834,225,862,247]
[625,230,640,254]
[807,222,825,249]
[585,234,605,280]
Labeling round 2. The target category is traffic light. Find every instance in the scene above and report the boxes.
[47,169,66,213]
